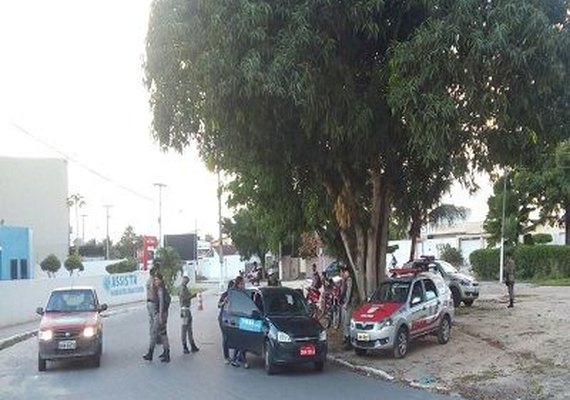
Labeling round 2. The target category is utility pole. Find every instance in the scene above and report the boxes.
[499,170,508,284]
[217,170,224,290]
[81,214,88,243]
[153,183,167,247]
[103,205,113,260]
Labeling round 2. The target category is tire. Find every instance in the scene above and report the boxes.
[355,347,367,356]
[38,355,46,372]
[92,355,101,368]
[451,287,461,308]
[463,300,474,307]
[437,315,451,345]
[314,361,324,372]
[264,342,276,375]
[393,326,409,359]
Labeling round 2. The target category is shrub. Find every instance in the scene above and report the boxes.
[40,254,61,277]
[470,248,500,280]
[532,233,553,245]
[470,246,570,281]
[438,244,464,267]
[64,253,84,276]
[106,258,138,274]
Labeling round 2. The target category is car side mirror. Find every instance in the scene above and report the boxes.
[36,307,44,316]
[411,297,422,306]
[99,304,108,312]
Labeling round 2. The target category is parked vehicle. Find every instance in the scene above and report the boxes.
[350,269,454,358]
[220,287,327,374]
[402,256,479,307]
[36,287,107,371]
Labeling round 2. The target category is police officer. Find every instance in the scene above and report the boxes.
[143,263,159,360]
[504,254,516,308]
[143,273,171,363]
[179,275,199,354]
[340,265,353,350]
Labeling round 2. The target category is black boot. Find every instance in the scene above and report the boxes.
[160,350,170,363]
[143,348,153,361]
[183,344,190,354]
[191,343,200,353]
[507,300,514,308]
[159,349,168,359]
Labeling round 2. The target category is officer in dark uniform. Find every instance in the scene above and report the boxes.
[143,263,159,360]
[179,275,199,354]
[144,273,171,363]
[504,255,516,308]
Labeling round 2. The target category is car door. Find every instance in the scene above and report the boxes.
[408,280,429,337]
[223,289,265,355]
[422,278,441,332]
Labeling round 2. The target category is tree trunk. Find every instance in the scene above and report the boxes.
[340,228,366,302]
[564,205,570,246]
[409,212,422,261]
[365,171,383,298]
[377,196,390,284]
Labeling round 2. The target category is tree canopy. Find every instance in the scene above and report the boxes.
[146,0,570,299]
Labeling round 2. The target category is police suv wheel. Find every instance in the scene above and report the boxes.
[463,300,474,307]
[393,327,409,359]
[437,315,451,345]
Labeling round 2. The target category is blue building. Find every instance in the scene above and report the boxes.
[0,226,32,280]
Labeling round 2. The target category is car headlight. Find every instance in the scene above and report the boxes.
[319,330,327,341]
[375,318,393,330]
[39,330,53,341]
[277,331,292,343]
[83,327,97,338]
[350,319,355,329]
[459,279,471,286]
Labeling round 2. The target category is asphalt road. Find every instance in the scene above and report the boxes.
[0,291,459,400]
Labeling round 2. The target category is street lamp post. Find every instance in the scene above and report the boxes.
[81,214,88,243]
[103,205,113,260]
[217,170,224,290]
[153,183,167,247]
[499,170,508,284]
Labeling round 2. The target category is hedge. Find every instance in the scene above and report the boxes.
[106,258,138,274]
[470,246,570,281]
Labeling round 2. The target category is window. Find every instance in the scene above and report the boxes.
[410,281,424,305]
[227,289,258,316]
[264,291,308,316]
[371,281,411,303]
[20,259,28,279]
[423,279,438,301]
[10,260,18,280]
[46,290,96,312]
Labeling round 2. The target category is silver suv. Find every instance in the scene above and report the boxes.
[350,271,454,358]
[403,257,479,307]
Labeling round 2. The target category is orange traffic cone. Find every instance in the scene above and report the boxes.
[197,293,204,311]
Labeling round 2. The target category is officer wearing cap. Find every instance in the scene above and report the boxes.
[143,261,160,361]
[179,275,199,354]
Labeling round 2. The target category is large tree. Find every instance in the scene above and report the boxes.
[114,226,143,259]
[223,208,270,266]
[145,0,569,299]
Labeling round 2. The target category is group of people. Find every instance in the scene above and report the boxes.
[143,261,199,364]
[217,276,250,368]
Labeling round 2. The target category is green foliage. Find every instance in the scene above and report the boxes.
[533,233,553,245]
[40,254,61,277]
[145,0,570,299]
[470,246,570,281]
[438,244,464,267]
[64,254,84,276]
[106,258,138,274]
[223,208,269,265]
[114,226,143,259]
[154,247,182,292]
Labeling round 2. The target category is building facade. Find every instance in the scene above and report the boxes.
[0,226,32,280]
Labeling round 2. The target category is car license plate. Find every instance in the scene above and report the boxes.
[357,333,370,342]
[58,340,77,350]
[299,345,316,356]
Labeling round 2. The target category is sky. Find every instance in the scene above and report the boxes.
[0,0,493,243]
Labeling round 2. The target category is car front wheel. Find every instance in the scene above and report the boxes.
[463,300,474,307]
[38,354,46,372]
[393,327,409,359]
[264,342,276,375]
[437,315,451,345]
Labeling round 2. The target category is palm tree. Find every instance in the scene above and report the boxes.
[67,194,86,247]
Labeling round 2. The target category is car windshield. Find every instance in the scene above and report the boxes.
[46,290,96,312]
[438,260,458,274]
[370,281,411,303]
[264,291,308,317]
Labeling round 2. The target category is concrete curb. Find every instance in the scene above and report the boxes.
[327,353,451,394]
[0,330,37,352]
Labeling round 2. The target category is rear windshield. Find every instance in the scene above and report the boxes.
[264,290,308,317]
[370,281,411,303]
[46,290,96,312]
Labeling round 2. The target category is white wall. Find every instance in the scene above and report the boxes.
[0,157,69,273]
[197,254,246,281]
[0,271,148,328]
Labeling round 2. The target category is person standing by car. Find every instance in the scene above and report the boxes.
[311,263,322,291]
[143,263,159,361]
[504,254,516,308]
[143,273,171,363]
[179,275,199,354]
[218,280,235,364]
[231,276,249,368]
[340,265,353,350]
